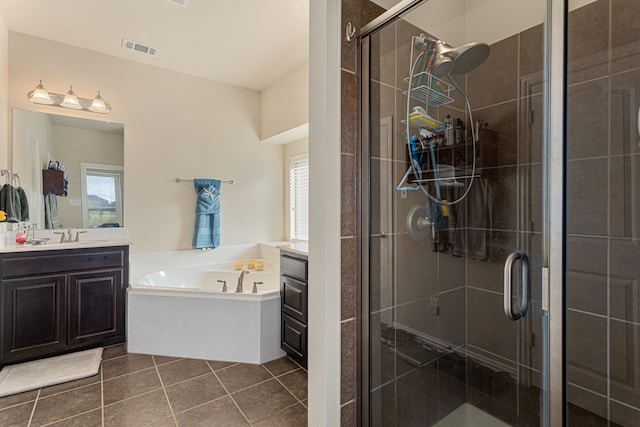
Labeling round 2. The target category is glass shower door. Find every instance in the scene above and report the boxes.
[362,0,550,425]
[564,0,640,424]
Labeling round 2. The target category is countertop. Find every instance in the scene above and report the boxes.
[277,242,308,257]
[0,239,130,253]
[0,227,130,253]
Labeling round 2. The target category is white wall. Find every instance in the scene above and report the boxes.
[0,17,7,168]
[308,0,341,424]
[8,32,285,253]
[260,60,309,140]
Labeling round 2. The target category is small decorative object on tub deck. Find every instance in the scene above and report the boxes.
[234,261,243,270]
[247,259,256,269]
[192,178,221,249]
[255,261,264,271]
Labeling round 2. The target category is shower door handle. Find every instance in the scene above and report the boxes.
[503,252,530,321]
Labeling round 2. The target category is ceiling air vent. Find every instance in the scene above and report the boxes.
[121,38,160,57]
[165,0,189,7]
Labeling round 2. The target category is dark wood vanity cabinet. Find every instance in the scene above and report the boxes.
[0,246,128,366]
[280,250,308,368]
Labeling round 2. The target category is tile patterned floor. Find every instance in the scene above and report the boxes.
[0,345,308,426]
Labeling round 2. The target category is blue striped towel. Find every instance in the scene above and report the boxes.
[192,179,221,249]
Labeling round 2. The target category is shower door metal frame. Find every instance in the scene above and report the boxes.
[545,0,567,424]
[357,0,568,425]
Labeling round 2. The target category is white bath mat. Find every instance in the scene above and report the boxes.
[0,348,103,397]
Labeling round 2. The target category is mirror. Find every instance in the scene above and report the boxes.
[12,109,124,230]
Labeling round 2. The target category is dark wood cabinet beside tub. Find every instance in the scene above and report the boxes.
[0,245,128,367]
[280,250,308,368]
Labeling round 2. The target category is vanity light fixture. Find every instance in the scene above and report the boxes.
[60,86,82,110]
[28,80,54,105]
[27,80,112,114]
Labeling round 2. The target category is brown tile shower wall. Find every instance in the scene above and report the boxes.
[340,1,385,426]
[463,0,640,422]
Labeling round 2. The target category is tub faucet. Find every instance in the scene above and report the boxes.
[236,270,250,293]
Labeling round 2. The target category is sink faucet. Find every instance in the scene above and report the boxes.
[236,270,250,293]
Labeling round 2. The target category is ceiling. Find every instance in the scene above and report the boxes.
[0,0,309,91]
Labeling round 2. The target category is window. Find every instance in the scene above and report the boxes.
[289,154,309,242]
[81,163,124,228]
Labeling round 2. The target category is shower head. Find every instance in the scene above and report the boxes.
[433,40,490,76]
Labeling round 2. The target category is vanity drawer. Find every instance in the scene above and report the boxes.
[280,254,308,281]
[281,313,307,368]
[281,276,307,322]
[1,248,124,278]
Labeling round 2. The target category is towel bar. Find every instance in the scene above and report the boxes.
[175,178,234,185]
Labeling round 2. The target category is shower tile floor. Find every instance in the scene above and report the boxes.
[0,344,307,426]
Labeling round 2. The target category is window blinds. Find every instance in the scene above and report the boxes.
[289,155,309,242]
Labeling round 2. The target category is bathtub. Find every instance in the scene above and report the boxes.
[127,243,287,364]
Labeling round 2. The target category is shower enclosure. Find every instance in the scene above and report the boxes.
[359,0,640,425]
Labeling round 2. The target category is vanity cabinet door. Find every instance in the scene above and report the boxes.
[68,268,124,346]
[1,274,67,363]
